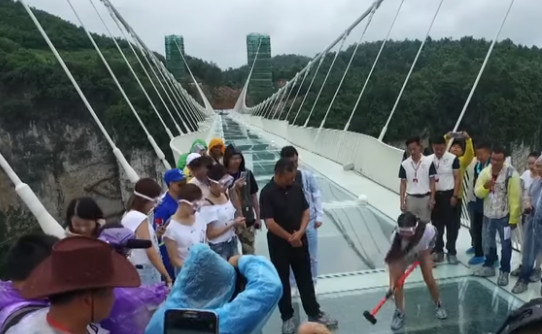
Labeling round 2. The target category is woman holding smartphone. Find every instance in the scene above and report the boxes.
[122,178,172,286]
[224,144,260,255]
[201,164,246,260]
[163,184,208,275]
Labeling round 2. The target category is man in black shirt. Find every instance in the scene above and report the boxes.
[260,159,338,334]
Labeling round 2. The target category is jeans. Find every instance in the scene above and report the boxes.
[267,233,320,320]
[209,237,239,260]
[135,263,162,285]
[482,216,512,273]
[468,201,485,257]
[432,190,460,255]
[519,214,542,280]
[290,220,318,287]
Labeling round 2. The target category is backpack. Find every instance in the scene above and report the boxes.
[0,304,46,334]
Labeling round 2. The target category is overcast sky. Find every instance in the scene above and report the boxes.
[25,0,542,70]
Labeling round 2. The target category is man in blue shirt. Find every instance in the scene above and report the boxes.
[154,168,186,279]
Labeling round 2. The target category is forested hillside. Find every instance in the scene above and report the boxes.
[279,38,542,148]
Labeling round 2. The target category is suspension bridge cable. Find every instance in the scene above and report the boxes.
[264,89,281,119]
[66,0,171,170]
[451,0,516,135]
[169,66,204,124]
[19,0,139,183]
[101,0,192,133]
[180,84,204,123]
[343,0,406,131]
[277,74,300,120]
[103,4,183,135]
[273,81,297,119]
[304,35,349,127]
[235,38,263,113]
[263,92,281,118]
[378,0,445,141]
[175,40,214,113]
[179,83,205,122]
[150,58,195,132]
[319,4,378,130]
[88,0,173,140]
[0,152,65,238]
[246,0,384,116]
[159,64,201,128]
[141,47,191,133]
[262,99,273,117]
[256,98,270,116]
[292,56,326,125]
[284,67,311,121]
[272,85,292,119]
[268,86,288,119]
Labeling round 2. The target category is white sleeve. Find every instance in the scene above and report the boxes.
[421,225,437,251]
[163,224,177,241]
[199,206,218,225]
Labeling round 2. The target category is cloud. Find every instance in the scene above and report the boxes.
[24,0,542,70]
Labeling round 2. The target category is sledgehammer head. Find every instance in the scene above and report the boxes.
[363,311,377,325]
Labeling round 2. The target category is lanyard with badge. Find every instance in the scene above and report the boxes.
[433,157,441,183]
[411,158,422,183]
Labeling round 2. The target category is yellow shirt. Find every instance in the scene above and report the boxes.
[445,136,474,198]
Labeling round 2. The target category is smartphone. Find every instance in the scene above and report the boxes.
[164,309,218,334]
[240,171,247,180]
[448,132,463,139]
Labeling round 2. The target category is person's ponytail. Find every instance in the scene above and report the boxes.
[385,232,403,264]
[385,213,427,264]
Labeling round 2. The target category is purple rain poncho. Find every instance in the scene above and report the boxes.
[0,281,168,334]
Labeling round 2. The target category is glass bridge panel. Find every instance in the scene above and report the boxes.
[221,116,394,273]
[220,116,522,333]
[261,277,522,333]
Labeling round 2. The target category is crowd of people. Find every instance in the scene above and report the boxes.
[0,137,336,334]
[395,130,542,332]
[3,131,542,333]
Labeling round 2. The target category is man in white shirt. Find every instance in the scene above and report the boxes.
[429,136,461,264]
[399,136,437,224]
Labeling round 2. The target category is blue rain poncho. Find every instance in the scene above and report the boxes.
[145,243,282,334]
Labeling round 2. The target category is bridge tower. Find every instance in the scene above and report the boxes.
[246,33,274,106]
[165,34,186,81]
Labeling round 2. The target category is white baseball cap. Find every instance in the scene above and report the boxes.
[186,153,201,167]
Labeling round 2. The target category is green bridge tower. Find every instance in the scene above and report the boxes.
[246,33,273,106]
[165,35,185,81]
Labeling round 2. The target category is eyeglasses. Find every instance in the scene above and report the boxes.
[179,199,202,212]
[397,222,418,236]
[134,191,163,206]
[209,175,234,189]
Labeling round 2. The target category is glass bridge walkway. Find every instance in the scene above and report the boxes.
[220,115,523,334]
